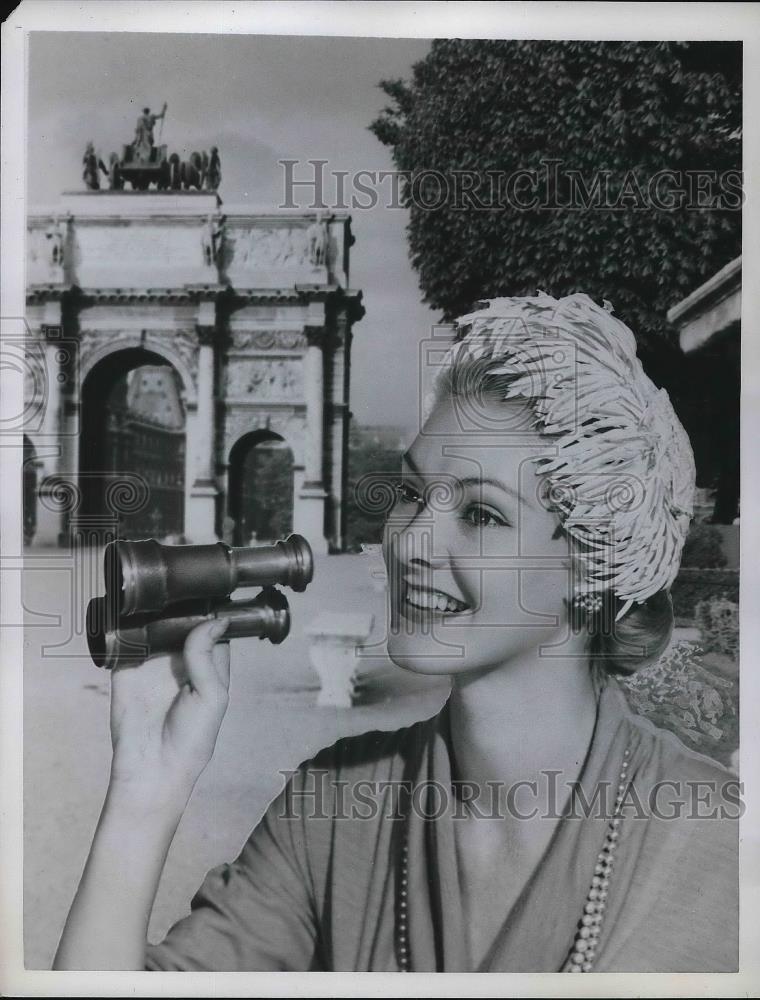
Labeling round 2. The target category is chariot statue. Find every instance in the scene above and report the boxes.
[85,103,223,193]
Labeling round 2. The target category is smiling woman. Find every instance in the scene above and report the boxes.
[53,294,739,974]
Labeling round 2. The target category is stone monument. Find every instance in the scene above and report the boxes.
[24,116,364,553]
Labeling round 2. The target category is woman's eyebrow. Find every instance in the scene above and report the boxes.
[459,476,533,509]
[401,453,533,510]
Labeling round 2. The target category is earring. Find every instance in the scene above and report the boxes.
[574,591,603,616]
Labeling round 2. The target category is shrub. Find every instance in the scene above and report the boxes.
[695,596,739,659]
[680,521,728,568]
[619,640,738,767]
[670,568,739,623]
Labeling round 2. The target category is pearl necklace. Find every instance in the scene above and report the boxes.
[395,742,633,973]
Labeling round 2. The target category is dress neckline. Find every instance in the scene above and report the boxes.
[394,676,638,972]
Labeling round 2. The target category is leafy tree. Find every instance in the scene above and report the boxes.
[344,432,403,549]
[370,40,740,347]
[370,39,741,520]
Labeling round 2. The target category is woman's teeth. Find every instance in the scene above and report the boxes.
[405,585,468,613]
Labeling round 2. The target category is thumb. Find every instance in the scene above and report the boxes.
[183,617,230,698]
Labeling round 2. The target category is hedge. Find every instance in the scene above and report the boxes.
[670,568,739,625]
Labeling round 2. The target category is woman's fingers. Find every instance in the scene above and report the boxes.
[211,635,231,689]
[182,617,230,698]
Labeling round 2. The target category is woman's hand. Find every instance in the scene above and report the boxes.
[108,617,231,799]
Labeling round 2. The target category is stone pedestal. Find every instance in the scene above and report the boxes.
[306,612,375,707]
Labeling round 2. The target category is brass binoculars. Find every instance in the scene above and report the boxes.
[86,534,314,670]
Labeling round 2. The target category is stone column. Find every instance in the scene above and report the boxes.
[184,321,218,543]
[328,312,351,551]
[34,308,66,545]
[293,326,328,554]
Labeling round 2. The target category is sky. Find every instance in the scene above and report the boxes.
[27,31,439,439]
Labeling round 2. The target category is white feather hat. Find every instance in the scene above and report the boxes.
[430,292,696,621]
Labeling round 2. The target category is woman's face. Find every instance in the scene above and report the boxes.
[382,391,578,676]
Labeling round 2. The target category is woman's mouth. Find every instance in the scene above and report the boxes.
[403,583,470,615]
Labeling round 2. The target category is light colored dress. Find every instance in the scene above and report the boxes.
[145,678,739,972]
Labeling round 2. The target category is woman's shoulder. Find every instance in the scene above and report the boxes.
[631,710,736,786]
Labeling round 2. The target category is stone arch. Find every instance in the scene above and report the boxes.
[79,347,187,541]
[23,435,41,545]
[227,429,295,546]
[79,335,197,407]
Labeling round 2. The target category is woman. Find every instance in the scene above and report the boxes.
[54,293,739,973]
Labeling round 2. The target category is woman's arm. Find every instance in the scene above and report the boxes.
[53,617,231,970]
[53,779,193,969]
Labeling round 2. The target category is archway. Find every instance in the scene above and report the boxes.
[23,436,40,546]
[79,348,186,541]
[228,430,294,546]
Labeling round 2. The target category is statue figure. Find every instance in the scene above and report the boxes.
[168,153,182,190]
[107,152,123,190]
[206,146,222,191]
[306,211,330,268]
[44,214,66,270]
[201,214,225,267]
[82,141,108,190]
[132,102,167,162]
[181,151,203,191]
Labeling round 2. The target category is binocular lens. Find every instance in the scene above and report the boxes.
[105,533,313,616]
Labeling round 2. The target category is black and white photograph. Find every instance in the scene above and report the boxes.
[1,1,758,995]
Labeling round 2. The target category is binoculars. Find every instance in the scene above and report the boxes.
[86,534,314,670]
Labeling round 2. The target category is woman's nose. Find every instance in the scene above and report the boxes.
[386,503,435,564]
[387,502,467,568]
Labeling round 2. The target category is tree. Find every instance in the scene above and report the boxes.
[370,40,740,358]
[344,431,404,549]
[370,39,741,518]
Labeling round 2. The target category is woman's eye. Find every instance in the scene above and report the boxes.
[394,482,424,507]
[462,504,509,528]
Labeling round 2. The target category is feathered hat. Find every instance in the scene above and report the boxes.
[429,292,696,621]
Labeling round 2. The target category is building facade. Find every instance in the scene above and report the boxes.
[25,190,364,553]
[668,256,741,528]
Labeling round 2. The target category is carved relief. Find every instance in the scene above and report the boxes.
[226,358,303,401]
[230,227,311,270]
[231,329,307,351]
[151,329,198,389]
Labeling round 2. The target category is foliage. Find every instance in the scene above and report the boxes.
[619,640,738,767]
[239,445,294,542]
[670,568,739,622]
[695,596,739,659]
[344,435,403,549]
[680,520,728,568]
[370,40,741,383]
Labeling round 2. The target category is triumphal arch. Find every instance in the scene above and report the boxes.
[25,138,363,554]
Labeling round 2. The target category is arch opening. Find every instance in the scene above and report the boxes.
[23,436,39,546]
[227,430,294,546]
[79,347,186,541]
